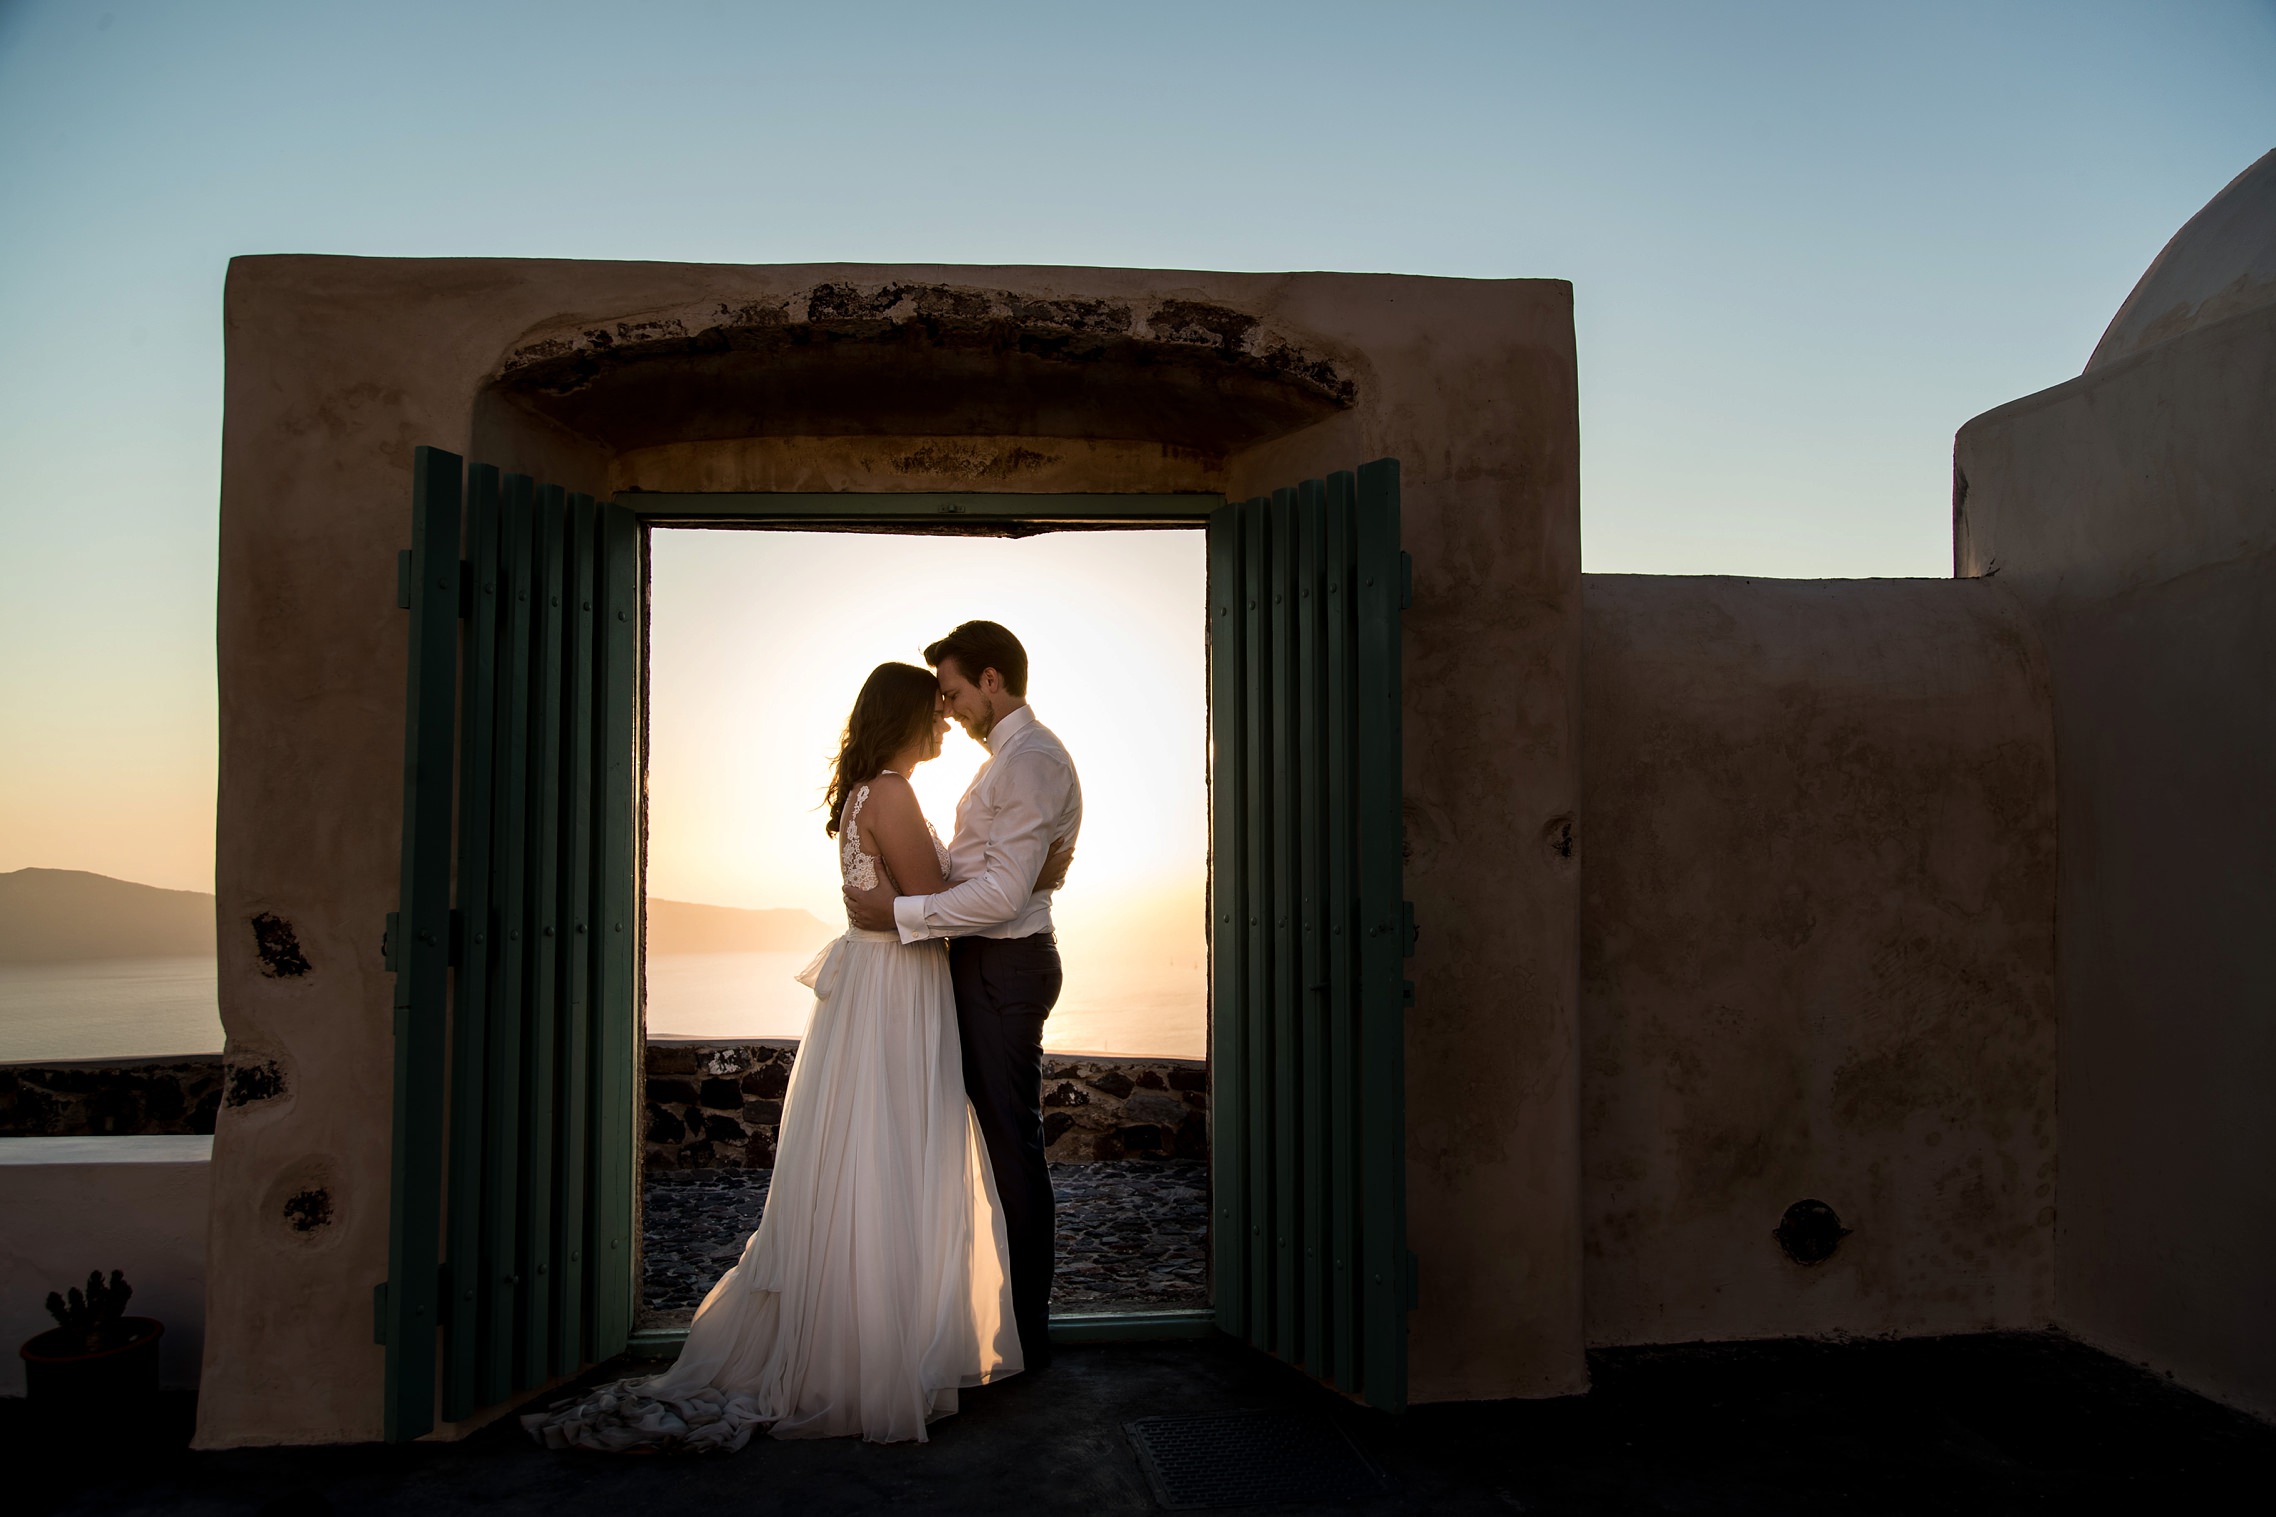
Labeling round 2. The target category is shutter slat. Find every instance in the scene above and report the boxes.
[1354,459,1406,1412]
[1240,498,1274,1339]
[440,465,500,1422]
[520,484,568,1384]
[1268,488,1301,1361]
[553,496,599,1370]
[481,475,536,1405]
[1322,471,1361,1394]
[1206,507,1248,1340]
[383,445,463,1441]
[1293,480,1328,1376]
[587,503,640,1357]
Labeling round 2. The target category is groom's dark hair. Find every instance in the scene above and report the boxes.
[925,620,1028,697]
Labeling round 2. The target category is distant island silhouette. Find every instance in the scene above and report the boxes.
[0,868,212,962]
[642,900,831,956]
[0,868,828,964]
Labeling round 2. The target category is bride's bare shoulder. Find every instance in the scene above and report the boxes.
[857,770,920,818]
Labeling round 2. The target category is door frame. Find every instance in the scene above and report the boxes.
[623,489,1225,1355]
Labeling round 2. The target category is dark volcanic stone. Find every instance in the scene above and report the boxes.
[1114,1123,1164,1153]
[640,1159,1209,1317]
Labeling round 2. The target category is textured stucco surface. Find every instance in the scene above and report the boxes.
[1578,575,2058,1346]
[203,259,1582,1443]
[1956,299,2276,1420]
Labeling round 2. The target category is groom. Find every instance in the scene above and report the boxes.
[844,619,1081,1373]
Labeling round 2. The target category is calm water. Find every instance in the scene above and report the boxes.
[0,950,1205,1064]
[647,948,1205,1058]
[0,958,225,1062]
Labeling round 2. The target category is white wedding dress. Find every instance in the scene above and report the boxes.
[524,780,1022,1450]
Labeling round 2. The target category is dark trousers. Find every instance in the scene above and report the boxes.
[949,931,1062,1371]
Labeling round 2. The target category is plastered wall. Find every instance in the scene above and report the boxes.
[1955,301,2276,1420]
[1578,576,2058,1345]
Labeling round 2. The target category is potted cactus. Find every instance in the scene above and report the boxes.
[19,1270,164,1410]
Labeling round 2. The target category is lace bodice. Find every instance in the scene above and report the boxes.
[841,777,951,892]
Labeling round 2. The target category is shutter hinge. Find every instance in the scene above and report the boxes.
[1403,979,1416,1008]
[373,1281,389,1345]
[1398,551,1413,611]
[396,550,413,610]
[1401,901,1418,958]
[458,561,475,619]
[1403,1251,1420,1311]
[382,911,400,972]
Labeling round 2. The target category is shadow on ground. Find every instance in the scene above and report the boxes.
[6,1332,2269,1515]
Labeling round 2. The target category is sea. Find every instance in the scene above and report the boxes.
[645,950,1204,1057]
[1,952,1207,1064]
[0,958,226,1062]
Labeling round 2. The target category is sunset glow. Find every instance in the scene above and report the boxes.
[644,528,1208,1057]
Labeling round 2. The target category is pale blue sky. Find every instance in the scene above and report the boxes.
[2,0,2272,890]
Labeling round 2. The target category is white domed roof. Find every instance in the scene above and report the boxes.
[2088,148,2276,371]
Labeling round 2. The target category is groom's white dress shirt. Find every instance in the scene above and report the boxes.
[893,704,1082,944]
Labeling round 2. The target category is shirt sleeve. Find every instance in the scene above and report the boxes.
[894,748,1071,943]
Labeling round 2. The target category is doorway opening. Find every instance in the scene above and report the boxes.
[380,462,1408,1439]
[635,524,1211,1331]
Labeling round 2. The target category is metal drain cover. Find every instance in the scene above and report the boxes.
[1125,1410,1388,1509]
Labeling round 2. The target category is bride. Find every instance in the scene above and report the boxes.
[527,661,1052,1451]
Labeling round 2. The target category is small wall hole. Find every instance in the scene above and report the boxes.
[283,1188,334,1232]
[1774,1199,1851,1265]
[250,913,312,978]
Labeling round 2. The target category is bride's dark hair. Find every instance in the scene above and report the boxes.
[825,662,940,838]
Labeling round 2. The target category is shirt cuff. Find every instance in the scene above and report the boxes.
[893,893,932,945]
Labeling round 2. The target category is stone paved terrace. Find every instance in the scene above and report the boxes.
[11,1333,2274,1514]
[643,1160,1208,1318]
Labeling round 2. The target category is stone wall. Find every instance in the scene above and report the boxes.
[6,1044,1209,1169]
[0,1056,224,1137]
[642,1040,795,1170]
[645,1040,1207,1170]
[1042,1054,1208,1162]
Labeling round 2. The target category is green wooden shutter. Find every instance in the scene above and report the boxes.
[1208,458,1412,1411]
[383,448,642,1440]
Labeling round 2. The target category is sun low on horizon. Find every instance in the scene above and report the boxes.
[643,527,1208,1057]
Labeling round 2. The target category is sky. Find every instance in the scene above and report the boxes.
[0,0,2271,893]
[646,529,1209,1055]
[647,528,1205,925]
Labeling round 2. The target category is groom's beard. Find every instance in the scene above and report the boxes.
[958,708,994,743]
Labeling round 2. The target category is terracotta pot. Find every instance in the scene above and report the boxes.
[19,1317,164,1410]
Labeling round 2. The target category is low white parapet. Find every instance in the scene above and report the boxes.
[0,1135,211,1394]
